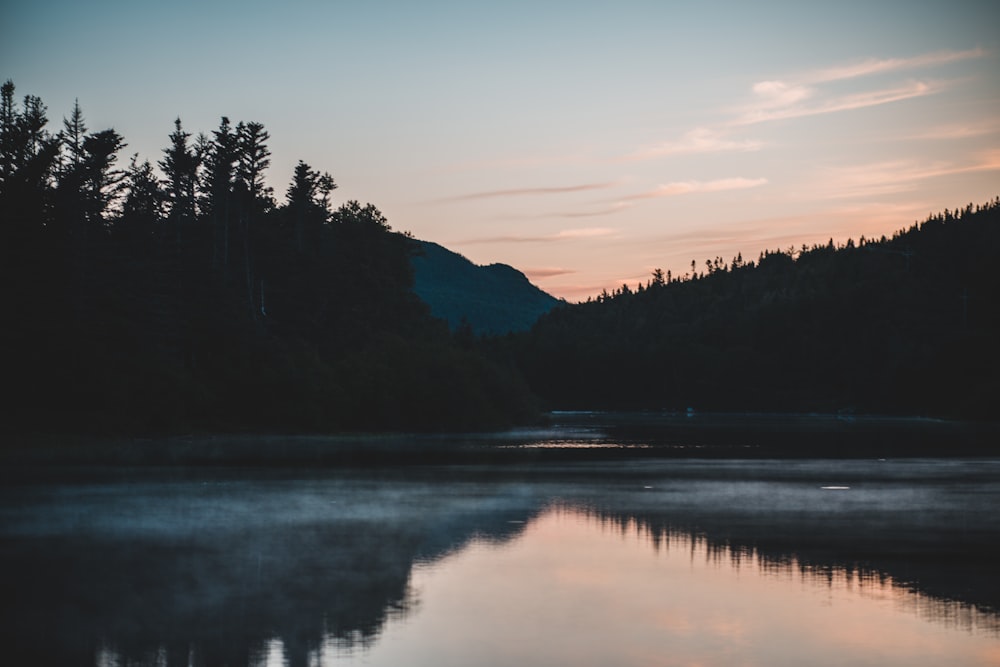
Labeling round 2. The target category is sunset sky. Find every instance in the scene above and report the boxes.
[3,1,998,300]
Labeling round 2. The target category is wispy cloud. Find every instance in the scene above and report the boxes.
[546,282,611,300]
[622,127,763,161]
[552,202,632,218]
[435,181,617,203]
[620,48,983,175]
[458,227,617,245]
[750,80,813,109]
[819,150,1000,198]
[807,48,987,83]
[524,267,577,279]
[734,80,936,126]
[623,177,767,200]
[908,119,1000,140]
[441,150,597,173]
[731,48,987,127]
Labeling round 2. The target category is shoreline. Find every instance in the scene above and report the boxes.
[2,412,999,471]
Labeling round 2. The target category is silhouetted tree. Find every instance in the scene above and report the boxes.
[0,81,60,232]
[121,154,162,233]
[285,160,336,253]
[234,120,272,321]
[1,82,542,434]
[61,99,87,172]
[80,129,126,226]
[159,118,200,234]
[202,117,238,273]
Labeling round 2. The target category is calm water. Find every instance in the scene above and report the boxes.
[2,451,999,665]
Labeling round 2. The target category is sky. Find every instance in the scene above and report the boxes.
[3,0,999,300]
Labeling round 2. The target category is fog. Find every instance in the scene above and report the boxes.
[2,458,998,665]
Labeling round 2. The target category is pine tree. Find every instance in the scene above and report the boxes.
[121,154,162,230]
[285,160,336,252]
[0,82,60,233]
[62,99,87,171]
[234,120,272,320]
[203,117,238,272]
[159,118,200,244]
[80,129,126,226]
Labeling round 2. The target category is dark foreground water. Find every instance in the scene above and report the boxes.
[1,420,999,666]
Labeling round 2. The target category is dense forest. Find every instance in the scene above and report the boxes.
[3,81,996,435]
[0,81,537,434]
[509,199,1000,419]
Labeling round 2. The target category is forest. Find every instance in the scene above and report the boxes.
[509,198,1000,419]
[0,81,537,434]
[2,80,997,436]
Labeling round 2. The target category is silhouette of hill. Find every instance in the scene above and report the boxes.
[0,81,540,435]
[512,198,1000,419]
[412,240,561,335]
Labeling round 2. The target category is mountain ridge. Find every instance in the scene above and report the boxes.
[412,240,561,335]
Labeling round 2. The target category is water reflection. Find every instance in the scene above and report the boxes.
[1,460,998,666]
[579,506,999,637]
[330,507,999,667]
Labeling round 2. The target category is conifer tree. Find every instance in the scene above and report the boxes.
[285,160,336,252]
[61,99,87,171]
[203,117,238,272]
[234,120,272,319]
[159,118,200,239]
[121,154,162,231]
[80,129,126,226]
[0,82,60,233]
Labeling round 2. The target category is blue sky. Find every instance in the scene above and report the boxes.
[4,1,998,299]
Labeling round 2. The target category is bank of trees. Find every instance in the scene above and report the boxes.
[0,81,537,433]
[512,199,1000,419]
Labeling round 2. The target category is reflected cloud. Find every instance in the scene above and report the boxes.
[5,454,999,666]
[577,504,1000,638]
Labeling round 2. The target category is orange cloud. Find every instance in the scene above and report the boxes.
[818,151,1000,199]
[807,48,987,83]
[622,127,763,161]
[624,177,768,200]
[458,227,617,245]
[909,120,1000,140]
[436,181,617,203]
[524,267,577,279]
[553,202,632,218]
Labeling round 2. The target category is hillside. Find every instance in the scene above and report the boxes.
[0,82,541,435]
[412,240,561,335]
[511,198,1000,419]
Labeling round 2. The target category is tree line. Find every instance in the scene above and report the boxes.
[4,79,995,433]
[0,81,537,434]
[506,198,1000,419]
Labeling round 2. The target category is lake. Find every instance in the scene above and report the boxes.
[1,415,999,665]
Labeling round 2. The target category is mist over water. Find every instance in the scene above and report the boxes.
[2,454,998,666]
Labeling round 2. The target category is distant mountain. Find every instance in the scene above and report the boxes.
[412,241,562,335]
